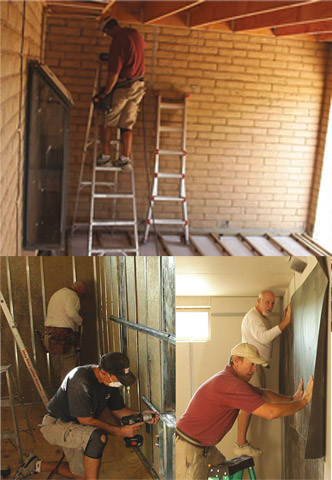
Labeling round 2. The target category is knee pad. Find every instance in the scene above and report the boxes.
[84,428,108,459]
[120,128,132,134]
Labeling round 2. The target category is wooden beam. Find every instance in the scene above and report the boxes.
[142,0,204,24]
[189,0,312,28]
[317,32,332,40]
[274,19,332,35]
[233,0,332,32]
[101,0,116,16]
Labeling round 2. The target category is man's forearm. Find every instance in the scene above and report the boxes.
[104,71,119,94]
[262,389,292,403]
[253,398,307,420]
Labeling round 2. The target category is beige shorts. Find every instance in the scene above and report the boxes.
[40,414,98,476]
[176,436,226,480]
[105,80,145,130]
[250,364,266,388]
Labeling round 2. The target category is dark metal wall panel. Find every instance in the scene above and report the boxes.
[280,260,329,478]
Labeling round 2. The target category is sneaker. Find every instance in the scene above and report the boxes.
[233,442,262,457]
[14,452,40,479]
[97,154,111,166]
[112,156,131,170]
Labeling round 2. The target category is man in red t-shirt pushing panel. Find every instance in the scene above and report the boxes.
[176,343,313,480]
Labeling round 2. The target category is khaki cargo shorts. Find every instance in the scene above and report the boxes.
[105,80,145,130]
[176,435,226,480]
[40,414,98,477]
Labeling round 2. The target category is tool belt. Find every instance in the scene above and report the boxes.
[44,327,78,355]
[176,427,211,456]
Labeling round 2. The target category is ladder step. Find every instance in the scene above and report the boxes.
[1,398,13,407]
[92,221,136,227]
[94,193,134,199]
[160,102,185,110]
[155,173,184,179]
[1,431,18,439]
[160,126,183,133]
[148,219,187,225]
[158,149,184,156]
[80,181,117,188]
[152,196,186,202]
[95,166,125,172]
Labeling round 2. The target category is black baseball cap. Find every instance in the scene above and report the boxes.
[99,352,136,386]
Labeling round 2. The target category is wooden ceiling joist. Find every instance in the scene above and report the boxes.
[188,0,314,28]
[142,1,204,25]
[274,19,332,36]
[43,0,332,42]
[232,0,332,32]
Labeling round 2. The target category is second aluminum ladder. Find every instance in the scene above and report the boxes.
[143,93,190,244]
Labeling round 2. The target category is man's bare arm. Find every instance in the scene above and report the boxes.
[261,378,304,403]
[253,376,313,420]
[76,416,142,437]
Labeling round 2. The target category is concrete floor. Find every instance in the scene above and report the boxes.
[1,404,152,479]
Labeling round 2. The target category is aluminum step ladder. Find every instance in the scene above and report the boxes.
[1,365,34,462]
[71,58,139,256]
[143,93,189,244]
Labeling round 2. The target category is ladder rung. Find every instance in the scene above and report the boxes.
[80,182,117,188]
[152,196,185,202]
[1,431,17,439]
[95,166,125,172]
[1,398,13,407]
[94,193,134,199]
[156,173,183,179]
[149,219,186,225]
[158,149,184,156]
[92,221,136,227]
[160,102,184,110]
[160,126,183,133]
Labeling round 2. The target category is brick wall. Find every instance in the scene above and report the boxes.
[44,18,330,235]
[0,0,44,255]
[307,44,332,235]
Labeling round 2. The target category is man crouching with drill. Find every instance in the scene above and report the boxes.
[14,352,159,479]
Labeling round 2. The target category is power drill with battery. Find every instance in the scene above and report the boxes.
[121,412,157,447]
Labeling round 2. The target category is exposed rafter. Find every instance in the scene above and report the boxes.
[44,0,332,42]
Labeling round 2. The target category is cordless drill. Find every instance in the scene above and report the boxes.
[121,412,157,447]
